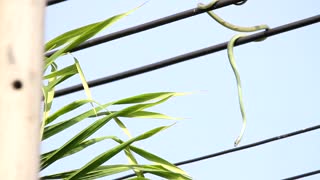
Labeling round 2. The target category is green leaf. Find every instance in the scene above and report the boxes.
[113,117,144,177]
[116,96,173,117]
[45,21,100,52]
[45,99,95,126]
[41,64,58,139]
[113,92,188,105]
[73,55,98,115]
[73,56,93,100]
[43,64,78,79]
[41,97,174,170]
[125,111,180,120]
[41,136,113,162]
[43,92,182,140]
[91,111,181,120]
[43,104,108,140]
[44,7,138,70]
[41,165,172,180]
[66,125,171,180]
[110,137,190,179]
[114,117,133,138]
[47,74,75,91]
[130,146,189,178]
[41,165,131,179]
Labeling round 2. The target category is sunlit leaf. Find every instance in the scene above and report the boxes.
[113,117,144,177]
[45,21,100,52]
[43,93,182,140]
[45,99,94,126]
[44,7,138,70]
[41,64,58,139]
[46,74,75,90]
[66,125,171,180]
[113,92,189,105]
[41,97,173,170]
[41,136,114,161]
[43,64,78,79]
[90,111,181,120]
[43,104,107,140]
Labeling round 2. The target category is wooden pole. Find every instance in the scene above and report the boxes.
[0,0,45,179]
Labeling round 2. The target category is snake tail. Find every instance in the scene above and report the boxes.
[227,34,247,147]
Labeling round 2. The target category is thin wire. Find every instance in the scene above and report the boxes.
[45,0,245,56]
[54,14,320,98]
[47,0,68,6]
[282,169,320,180]
[113,124,320,180]
[46,0,245,7]
[46,1,320,179]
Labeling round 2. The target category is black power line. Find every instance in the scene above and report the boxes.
[114,123,320,180]
[45,0,245,56]
[47,0,68,6]
[54,14,320,98]
[282,169,320,180]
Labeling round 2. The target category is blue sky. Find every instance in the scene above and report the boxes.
[43,0,320,179]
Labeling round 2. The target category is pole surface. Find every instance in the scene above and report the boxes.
[0,0,45,179]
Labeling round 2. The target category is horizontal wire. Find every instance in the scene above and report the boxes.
[45,0,245,56]
[54,14,320,98]
[113,123,320,180]
[47,0,68,6]
[46,1,319,179]
[46,0,246,7]
[282,169,320,180]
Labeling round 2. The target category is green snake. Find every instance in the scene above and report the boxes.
[198,0,269,146]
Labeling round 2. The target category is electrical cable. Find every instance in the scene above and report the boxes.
[45,0,246,56]
[282,169,320,180]
[113,123,320,180]
[46,1,320,179]
[53,14,320,98]
[47,0,68,6]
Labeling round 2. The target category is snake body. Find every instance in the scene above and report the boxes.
[198,0,269,146]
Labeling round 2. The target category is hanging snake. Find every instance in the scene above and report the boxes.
[198,0,269,146]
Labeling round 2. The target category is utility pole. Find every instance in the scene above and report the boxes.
[0,0,45,179]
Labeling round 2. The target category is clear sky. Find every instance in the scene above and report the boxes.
[43,0,320,179]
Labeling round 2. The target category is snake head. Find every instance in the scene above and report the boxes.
[234,138,241,147]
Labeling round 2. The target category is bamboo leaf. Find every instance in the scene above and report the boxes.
[130,146,189,177]
[110,137,190,179]
[45,21,100,52]
[73,56,93,101]
[41,165,130,179]
[41,136,114,162]
[44,7,138,69]
[45,99,94,126]
[116,96,173,117]
[125,111,181,120]
[46,74,75,90]
[41,97,174,170]
[43,104,108,140]
[113,117,144,177]
[41,165,171,180]
[41,64,58,139]
[43,93,180,140]
[73,55,98,115]
[66,125,171,180]
[91,111,181,120]
[113,92,188,105]
[43,64,78,79]
[114,117,133,138]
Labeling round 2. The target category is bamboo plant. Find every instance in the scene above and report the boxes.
[41,6,190,180]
